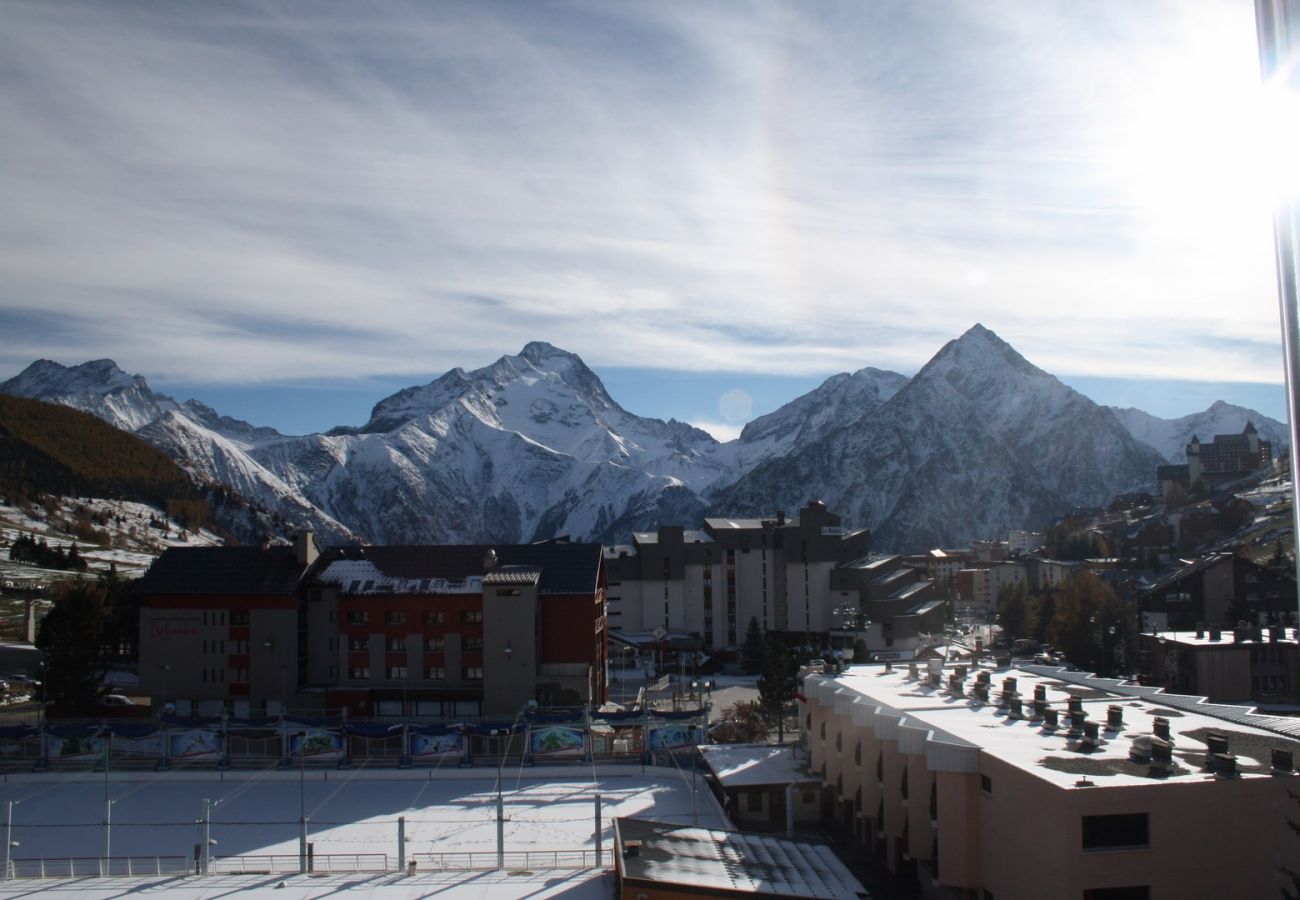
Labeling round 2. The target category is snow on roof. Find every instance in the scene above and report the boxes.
[698,744,819,788]
[806,665,1300,790]
[616,818,866,898]
[317,559,483,595]
[1156,628,1298,648]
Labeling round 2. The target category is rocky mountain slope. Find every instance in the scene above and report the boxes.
[4,326,1268,550]
[712,325,1166,549]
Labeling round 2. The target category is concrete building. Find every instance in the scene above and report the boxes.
[135,537,607,718]
[136,532,320,718]
[1141,625,1300,704]
[1138,552,1296,632]
[1187,422,1273,487]
[802,661,1300,899]
[955,560,1027,611]
[830,556,945,660]
[604,501,871,650]
[698,743,823,831]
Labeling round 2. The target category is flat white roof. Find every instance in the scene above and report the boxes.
[811,664,1300,790]
[1156,629,1298,648]
[699,744,819,788]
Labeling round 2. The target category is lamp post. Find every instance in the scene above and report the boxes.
[3,800,16,881]
[293,730,308,874]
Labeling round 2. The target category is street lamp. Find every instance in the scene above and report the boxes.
[292,730,308,873]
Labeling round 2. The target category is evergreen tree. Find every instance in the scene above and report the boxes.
[996,582,1037,641]
[758,635,799,743]
[36,579,112,715]
[740,617,765,675]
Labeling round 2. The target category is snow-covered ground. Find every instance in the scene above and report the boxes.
[0,497,222,580]
[0,766,724,862]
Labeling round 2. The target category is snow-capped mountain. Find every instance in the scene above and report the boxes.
[0,358,177,431]
[712,325,1165,550]
[9,326,1251,551]
[1111,400,1289,463]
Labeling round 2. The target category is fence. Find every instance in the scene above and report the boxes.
[4,849,598,878]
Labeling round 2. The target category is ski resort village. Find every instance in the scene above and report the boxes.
[1,326,1299,899]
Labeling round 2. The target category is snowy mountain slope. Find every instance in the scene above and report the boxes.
[712,325,1164,550]
[0,359,177,431]
[733,367,908,470]
[1111,400,1289,463]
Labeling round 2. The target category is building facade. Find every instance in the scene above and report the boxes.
[604,501,872,650]
[136,536,607,717]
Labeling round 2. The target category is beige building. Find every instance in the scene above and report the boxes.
[604,501,871,649]
[802,662,1300,898]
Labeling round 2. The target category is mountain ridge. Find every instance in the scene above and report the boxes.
[2,327,1283,550]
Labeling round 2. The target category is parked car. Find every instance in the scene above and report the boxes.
[99,694,135,707]
[7,674,39,687]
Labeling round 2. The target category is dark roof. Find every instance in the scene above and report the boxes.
[317,543,601,595]
[614,818,867,898]
[135,546,310,595]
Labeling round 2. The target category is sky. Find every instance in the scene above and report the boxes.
[1,0,1295,439]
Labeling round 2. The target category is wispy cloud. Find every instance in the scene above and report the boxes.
[0,0,1282,390]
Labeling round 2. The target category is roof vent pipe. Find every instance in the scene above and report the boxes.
[483,548,498,572]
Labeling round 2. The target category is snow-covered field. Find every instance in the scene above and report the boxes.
[0,766,723,862]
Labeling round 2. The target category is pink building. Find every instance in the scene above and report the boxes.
[802,662,1300,898]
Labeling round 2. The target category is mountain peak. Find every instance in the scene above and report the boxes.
[518,341,579,365]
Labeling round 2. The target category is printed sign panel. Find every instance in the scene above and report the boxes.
[169,730,222,760]
[290,729,344,759]
[49,734,104,760]
[647,724,703,750]
[111,733,162,757]
[528,725,584,758]
[409,732,463,759]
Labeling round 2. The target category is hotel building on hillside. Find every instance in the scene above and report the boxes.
[802,661,1300,899]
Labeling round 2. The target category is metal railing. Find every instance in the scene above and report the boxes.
[3,849,597,878]
[209,853,390,875]
[413,849,598,871]
[9,856,191,879]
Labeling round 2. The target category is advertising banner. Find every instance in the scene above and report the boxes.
[291,729,344,760]
[528,725,585,758]
[409,731,463,759]
[49,734,105,761]
[647,724,703,750]
[111,733,163,757]
[169,730,222,760]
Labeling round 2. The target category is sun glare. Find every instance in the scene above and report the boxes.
[1109,25,1300,240]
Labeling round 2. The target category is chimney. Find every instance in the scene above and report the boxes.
[1272,625,1284,643]
[483,548,498,572]
[973,683,989,705]
[1272,748,1294,774]
[1069,710,1086,734]
[1002,676,1018,696]
[1067,696,1083,716]
[1196,623,1205,639]
[776,510,786,527]
[1082,721,1100,746]
[948,673,964,695]
[1008,697,1023,719]
[1043,708,1059,730]
[1031,699,1047,720]
[1204,733,1229,767]
[1129,735,1152,763]
[1208,627,1221,642]
[294,529,318,567]
[1211,753,1238,778]
[1151,738,1173,767]
[1106,706,1124,730]
[1033,685,1047,704]
[1153,717,1171,742]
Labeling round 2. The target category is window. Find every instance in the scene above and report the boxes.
[497,588,521,597]
[387,637,405,651]
[464,666,484,680]
[347,610,369,624]
[981,774,992,795]
[231,612,249,626]
[387,666,408,680]
[231,668,248,682]
[385,611,406,625]
[349,637,367,651]
[349,666,370,679]
[426,666,445,679]
[464,637,484,651]
[1082,813,1149,851]
[423,611,444,625]
[231,640,249,654]
[461,610,483,624]
[426,637,445,652]
[747,791,763,812]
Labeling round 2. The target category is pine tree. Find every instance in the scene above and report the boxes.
[740,617,765,675]
[758,635,799,743]
[36,580,111,715]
